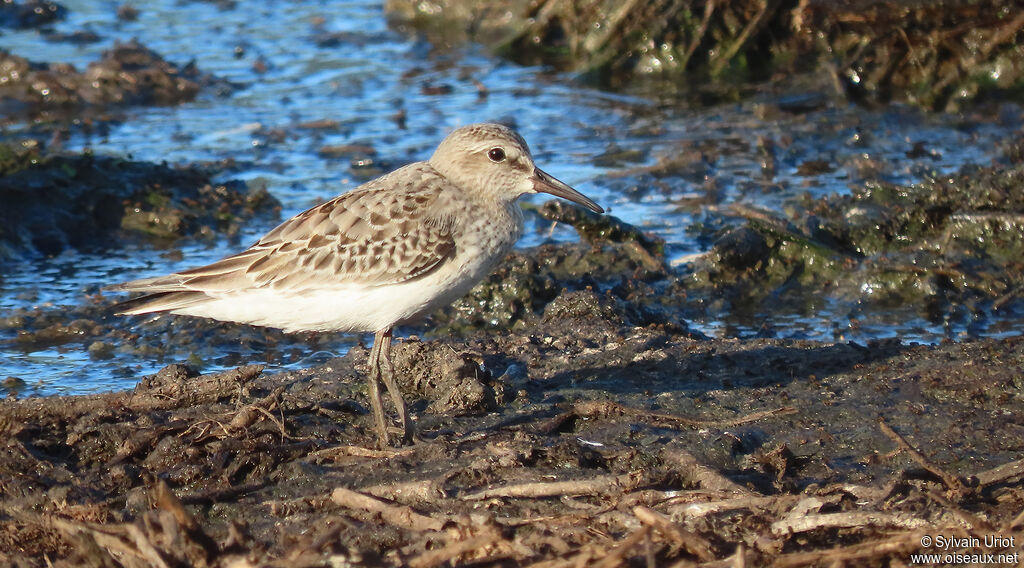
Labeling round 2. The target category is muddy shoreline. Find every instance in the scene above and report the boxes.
[2,299,1022,565]
[386,0,1024,109]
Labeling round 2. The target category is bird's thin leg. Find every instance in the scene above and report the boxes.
[367,329,390,448]
[377,328,412,443]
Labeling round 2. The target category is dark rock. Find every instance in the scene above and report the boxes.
[0,40,233,118]
[0,144,281,259]
[0,0,65,29]
[713,227,769,271]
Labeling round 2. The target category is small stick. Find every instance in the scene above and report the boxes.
[633,506,715,562]
[593,526,651,568]
[668,495,795,519]
[331,486,443,532]
[308,444,415,460]
[462,472,641,501]
[925,489,992,532]
[572,400,796,429]
[878,417,966,495]
[771,530,929,568]
[408,525,505,568]
[971,457,1024,488]
[771,511,930,535]
[661,447,757,496]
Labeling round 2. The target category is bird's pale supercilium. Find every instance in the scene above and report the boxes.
[109,123,604,446]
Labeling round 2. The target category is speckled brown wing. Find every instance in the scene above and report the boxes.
[115,163,457,295]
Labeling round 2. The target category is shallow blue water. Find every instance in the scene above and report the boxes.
[1,1,1022,395]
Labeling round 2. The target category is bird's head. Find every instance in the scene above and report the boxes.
[429,123,603,214]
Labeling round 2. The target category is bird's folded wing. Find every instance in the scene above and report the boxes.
[111,168,457,295]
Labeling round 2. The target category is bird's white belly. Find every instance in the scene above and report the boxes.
[172,277,458,333]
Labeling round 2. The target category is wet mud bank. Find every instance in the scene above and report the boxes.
[1,296,1022,565]
[0,39,231,121]
[387,0,1024,108]
[672,142,1024,340]
[0,143,280,260]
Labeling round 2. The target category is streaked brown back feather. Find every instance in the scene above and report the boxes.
[109,162,459,313]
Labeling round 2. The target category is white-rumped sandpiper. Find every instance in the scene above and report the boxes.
[110,123,603,446]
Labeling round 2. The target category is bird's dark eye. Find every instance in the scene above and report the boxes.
[487,147,506,162]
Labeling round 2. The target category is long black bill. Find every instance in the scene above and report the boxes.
[532,167,604,214]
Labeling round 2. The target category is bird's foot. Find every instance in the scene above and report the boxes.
[372,422,415,449]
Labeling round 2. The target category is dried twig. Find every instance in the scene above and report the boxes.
[878,417,966,495]
[633,506,715,562]
[571,400,796,430]
[925,489,992,532]
[462,472,643,501]
[593,525,652,568]
[669,495,795,519]
[771,511,930,535]
[23,482,218,568]
[971,457,1024,488]
[771,530,930,567]
[48,516,172,568]
[661,446,757,496]
[331,486,444,532]
[308,444,416,461]
[183,386,288,442]
[407,522,507,568]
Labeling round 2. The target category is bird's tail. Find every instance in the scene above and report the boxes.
[109,290,213,315]
[105,273,213,315]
